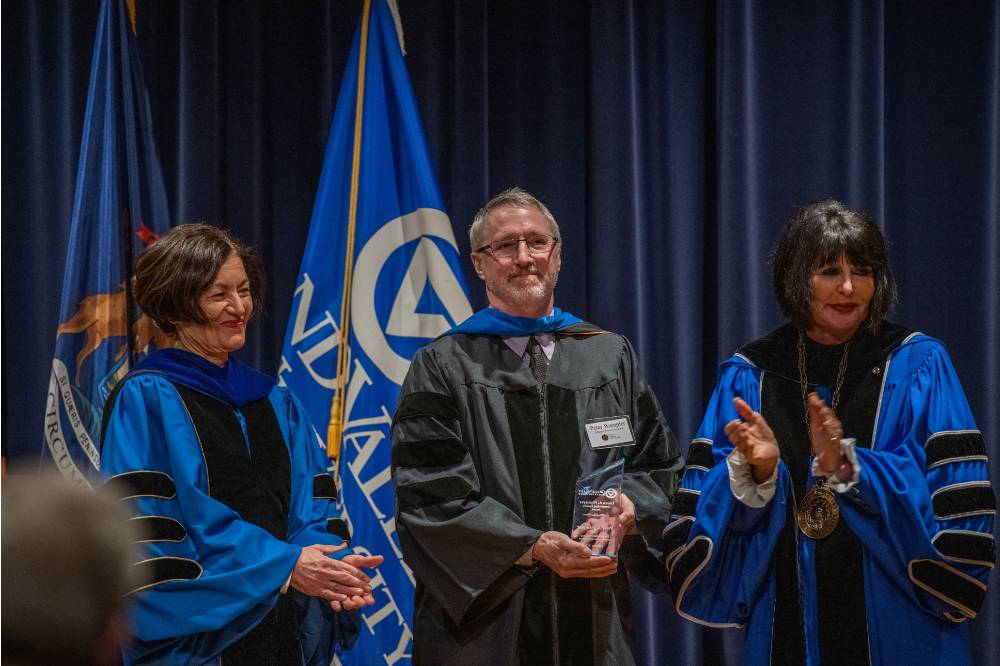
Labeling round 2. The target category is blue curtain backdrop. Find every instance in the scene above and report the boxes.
[3,1,997,663]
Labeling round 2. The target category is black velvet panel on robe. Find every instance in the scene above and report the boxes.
[171,385,298,664]
[392,330,684,665]
[506,384,593,665]
[741,323,912,665]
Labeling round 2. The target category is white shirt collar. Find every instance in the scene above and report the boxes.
[503,333,555,360]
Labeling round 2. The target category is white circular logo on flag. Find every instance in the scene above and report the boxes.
[352,208,473,385]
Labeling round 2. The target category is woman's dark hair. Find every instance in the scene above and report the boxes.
[770,199,897,333]
[134,223,265,334]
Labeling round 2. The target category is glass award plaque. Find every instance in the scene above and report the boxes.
[571,459,625,559]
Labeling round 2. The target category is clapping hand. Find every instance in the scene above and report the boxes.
[806,392,852,481]
[724,397,780,484]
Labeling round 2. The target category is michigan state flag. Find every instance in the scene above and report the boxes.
[278,0,472,662]
[44,0,171,487]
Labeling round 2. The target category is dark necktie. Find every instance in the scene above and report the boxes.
[526,336,547,383]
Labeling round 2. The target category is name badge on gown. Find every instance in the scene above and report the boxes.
[585,416,635,449]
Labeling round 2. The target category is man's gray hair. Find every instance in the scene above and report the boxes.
[469,186,561,249]
[2,474,144,665]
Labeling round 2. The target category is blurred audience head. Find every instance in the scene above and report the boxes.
[2,473,143,665]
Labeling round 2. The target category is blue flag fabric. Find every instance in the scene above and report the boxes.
[278,1,472,662]
[44,0,171,488]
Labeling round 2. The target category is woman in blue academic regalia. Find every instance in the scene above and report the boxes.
[666,200,994,665]
[101,223,383,665]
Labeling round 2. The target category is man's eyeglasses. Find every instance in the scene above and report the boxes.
[475,234,559,260]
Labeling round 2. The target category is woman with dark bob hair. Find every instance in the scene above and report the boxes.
[666,200,994,664]
[100,224,383,665]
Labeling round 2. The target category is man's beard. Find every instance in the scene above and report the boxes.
[487,268,559,309]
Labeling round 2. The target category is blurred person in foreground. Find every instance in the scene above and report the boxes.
[391,187,684,664]
[667,200,995,664]
[100,223,383,665]
[2,474,140,665]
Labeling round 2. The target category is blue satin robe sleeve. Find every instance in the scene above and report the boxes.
[666,357,789,629]
[668,339,996,641]
[101,376,358,664]
[269,386,361,666]
[270,386,348,550]
[836,337,995,622]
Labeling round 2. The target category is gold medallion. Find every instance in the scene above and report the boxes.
[797,483,839,539]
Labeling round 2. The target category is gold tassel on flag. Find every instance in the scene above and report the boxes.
[326,0,372,462]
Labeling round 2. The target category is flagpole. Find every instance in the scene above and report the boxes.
[327,0,373,461]
[121,0,138,365]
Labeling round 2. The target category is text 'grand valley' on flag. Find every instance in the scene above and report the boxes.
[278,0,471,664]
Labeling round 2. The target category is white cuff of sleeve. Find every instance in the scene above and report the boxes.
[280,572,293,594]
[811,437,861,492]
[727,449,778,508]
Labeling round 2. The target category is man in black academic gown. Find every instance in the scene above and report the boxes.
[391,187,684,665]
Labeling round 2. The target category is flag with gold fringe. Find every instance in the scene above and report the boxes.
[278,0,472,662]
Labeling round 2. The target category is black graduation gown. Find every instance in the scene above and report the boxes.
[391,327,684,665]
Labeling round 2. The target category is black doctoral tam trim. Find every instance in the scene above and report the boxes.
[926,432,987,467]
[313,473,338,500]
[392,438,467,468]
[672,489,700,518]
[396,476,474,512]
[685,441,715,469]
[934,531,996,566]
[105,471,176,501]
[933,484,997,519]
[910,559,986,616]
[394,391,459,424]
[668,538,711,599]
[131,556,202,594]
[326,518,351,543]
[131,516,186,543]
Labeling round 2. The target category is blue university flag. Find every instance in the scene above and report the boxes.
[44,0,171,488]
[278,0,472,662]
